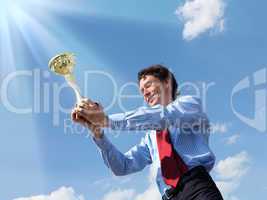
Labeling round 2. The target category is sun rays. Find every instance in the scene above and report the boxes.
[0,0,95,73]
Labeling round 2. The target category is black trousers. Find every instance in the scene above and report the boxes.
[167,166,224,200]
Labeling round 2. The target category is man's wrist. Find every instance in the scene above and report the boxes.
[85,122,104,139]
[103,115,110,128]
[93,129,104,139]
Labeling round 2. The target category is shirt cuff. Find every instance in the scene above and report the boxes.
[108,113,128,130]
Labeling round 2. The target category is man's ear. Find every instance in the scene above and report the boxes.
[164,78,171,88]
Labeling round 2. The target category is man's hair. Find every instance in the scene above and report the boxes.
[138,64,178,100]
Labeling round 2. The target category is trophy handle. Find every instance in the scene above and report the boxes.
[65,74,82,102]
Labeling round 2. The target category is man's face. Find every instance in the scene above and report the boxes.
[139,75,171,106]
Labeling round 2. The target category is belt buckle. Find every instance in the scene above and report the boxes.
[163,188,174,200]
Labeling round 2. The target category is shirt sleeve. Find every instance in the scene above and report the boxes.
[92,132,152,176]
[108,95,207,131]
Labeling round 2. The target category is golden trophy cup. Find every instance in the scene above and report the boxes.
[48,52,82,102]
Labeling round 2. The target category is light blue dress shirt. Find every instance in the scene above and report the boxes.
[93,95,215,196]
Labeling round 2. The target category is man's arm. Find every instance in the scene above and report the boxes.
[72,106,152,176]
[108,96,207,131]
[93,132,152,176]
[75,96,207,131]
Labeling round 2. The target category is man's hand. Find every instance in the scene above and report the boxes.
[71,98,106,139]
[74,98,109,128]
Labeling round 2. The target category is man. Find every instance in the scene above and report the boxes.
[72,65,223,200]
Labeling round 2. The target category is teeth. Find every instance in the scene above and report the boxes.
[148,94,157,103]
[147,95,153,102]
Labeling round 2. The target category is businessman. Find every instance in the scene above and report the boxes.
[71,65,223,200]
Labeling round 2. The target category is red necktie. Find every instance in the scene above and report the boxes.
[156,129,188,188]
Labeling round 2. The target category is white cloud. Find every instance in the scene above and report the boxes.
[225,134,240,145]
[16,152,250,200]
[103,151,250,200]
[101,167,161,200]
[175,0,226,40]
[92,176,133,191]
[214,151,250,200]
[215,180,239,196]
[13,187,84,200]
[227,196,240,200]
[134,184,161,200]
[134,167,161,200]
[215,151,250,180]
[102,189,135,200]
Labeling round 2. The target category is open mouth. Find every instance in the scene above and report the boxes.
[147,93,159,104]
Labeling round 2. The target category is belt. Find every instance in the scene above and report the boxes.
[162,166,207,200]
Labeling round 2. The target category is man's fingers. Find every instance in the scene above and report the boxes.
[73,112,89,126]
[86,120,95,129]
[75,108,90,120]
[81,98,95,106]
[75,97,101,110]
[76,101,100,112]
[71,110,75,120]
[71,109,79,121]
[80,102,96,109]
[72,109,87,124]
[75,108,103,126]
[76,103,87,110]
[76,106,101,117]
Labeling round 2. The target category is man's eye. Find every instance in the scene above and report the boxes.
[146,82,152,87]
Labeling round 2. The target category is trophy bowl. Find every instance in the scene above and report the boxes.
[49,52,82,102]
[48,52,75,76]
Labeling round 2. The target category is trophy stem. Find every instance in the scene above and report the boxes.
[65,74,82,102]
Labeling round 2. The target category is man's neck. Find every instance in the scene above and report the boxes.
[161,98,173,107]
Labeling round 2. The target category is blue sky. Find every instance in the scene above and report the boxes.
[0,0,266,200]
